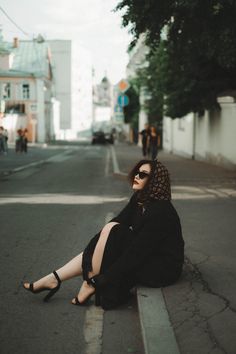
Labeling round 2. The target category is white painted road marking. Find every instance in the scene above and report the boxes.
[110,145,126,175]
[83,212,114,354]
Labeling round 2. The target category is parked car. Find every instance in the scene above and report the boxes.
[92,130,114,144]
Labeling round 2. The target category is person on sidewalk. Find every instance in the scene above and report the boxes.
[23,159,185,310]
[139,123,150,157]
[21,128,28,153]
[0,126,7,155]
[15,129,23,153]
[148,126,159,160]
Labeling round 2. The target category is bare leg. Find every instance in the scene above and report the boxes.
[24,221,118,303]
[73,222,119,303]
[24,253,83,291]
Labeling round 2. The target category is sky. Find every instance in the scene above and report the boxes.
[0,0,132,84]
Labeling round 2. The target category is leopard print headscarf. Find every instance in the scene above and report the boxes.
[137,159,171,203]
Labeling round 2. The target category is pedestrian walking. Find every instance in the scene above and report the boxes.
[22,129,28,153]
[0,126,7,155]
[23,159,184,310]
[139,123,150,157]
[15,129,23,153]
[148,126,159,160]
[3,128,8,153]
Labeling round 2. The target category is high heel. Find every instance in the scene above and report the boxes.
[87,276,101,307]
[72,276,101,307]
[23,270,61,302]
[72,291,101,307]
[71,292,94,306]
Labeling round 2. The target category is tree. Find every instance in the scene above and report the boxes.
[116,0,236,117]
[123,80,140,129]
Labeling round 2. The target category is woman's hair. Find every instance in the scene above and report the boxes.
[128,159,154,185]
[128,159,171,203]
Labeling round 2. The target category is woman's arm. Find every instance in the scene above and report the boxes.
[109,194,136,225]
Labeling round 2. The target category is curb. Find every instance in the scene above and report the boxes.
[137,287,180,354]
[1,149,73,177]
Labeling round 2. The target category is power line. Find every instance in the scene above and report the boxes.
[0,5,30,37]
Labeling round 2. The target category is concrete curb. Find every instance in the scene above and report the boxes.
[2,149,73,176]
[137,287,180,354]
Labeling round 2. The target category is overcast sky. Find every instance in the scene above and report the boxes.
[0,0,132,84]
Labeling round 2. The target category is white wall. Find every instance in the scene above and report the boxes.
[195,103,236,166]
[49,40,93,140]
[71,42,92,138]
[36,79,45,143]
[216,102,236,164]
[49,40,72,131]
[163,99,236,168]
[163,113,194,158]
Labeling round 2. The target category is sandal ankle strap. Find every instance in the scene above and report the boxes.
[53,270,61,284]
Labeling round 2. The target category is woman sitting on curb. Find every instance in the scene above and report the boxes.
[23,159,185,310]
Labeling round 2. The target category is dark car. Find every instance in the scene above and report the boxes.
[92,131,114,144]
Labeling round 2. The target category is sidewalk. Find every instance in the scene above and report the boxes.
[113,143,236,354]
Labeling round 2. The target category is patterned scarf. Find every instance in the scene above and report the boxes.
[137,159,171,203]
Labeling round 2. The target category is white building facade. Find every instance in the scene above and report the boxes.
[48,40,93,140]
[126,33,150,133]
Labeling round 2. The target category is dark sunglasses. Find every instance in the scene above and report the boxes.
[135,171,150,180]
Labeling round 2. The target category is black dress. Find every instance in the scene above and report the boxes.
[82,193,184,309]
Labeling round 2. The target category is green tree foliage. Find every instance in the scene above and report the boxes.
[123,82,140,129]
[116,0,236,117]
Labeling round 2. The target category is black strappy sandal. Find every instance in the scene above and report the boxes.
[72,277,101,307]
[23,270,61,302]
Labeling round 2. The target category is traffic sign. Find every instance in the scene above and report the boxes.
[117,94,129,107]
[114,104,123,113]
[118,79,130,93]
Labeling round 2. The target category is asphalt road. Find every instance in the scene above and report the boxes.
[0,144,144,354]
[1,142,236,354]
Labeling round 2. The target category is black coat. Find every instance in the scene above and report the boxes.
[82,194,184,309]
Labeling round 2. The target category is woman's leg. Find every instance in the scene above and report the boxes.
[24,221,118,301]
[24,253,83,291]
[90,222,119,276]
[151,145,157,160]
[73,222,119,303]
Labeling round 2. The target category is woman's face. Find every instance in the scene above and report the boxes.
[132,163,151,190]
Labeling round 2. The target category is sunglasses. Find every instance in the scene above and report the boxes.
[135,171,150,180]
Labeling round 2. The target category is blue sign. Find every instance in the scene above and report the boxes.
[117,94,129,107]
[114,104,123,113]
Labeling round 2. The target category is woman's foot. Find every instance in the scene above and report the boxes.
[23,272,59,292]
[23,271,62,302]
[71,281,95,305]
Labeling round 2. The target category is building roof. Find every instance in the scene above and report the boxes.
[0,69,34,78]
[0,33,51,79]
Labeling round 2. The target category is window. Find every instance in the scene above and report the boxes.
[22,83,30,99]
[5,103,25,114]
[2,83,11,99]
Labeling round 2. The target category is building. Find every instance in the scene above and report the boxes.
[126,33,150,133]
[48,40,93,140]
[0,31,55,143]
[93,76,113,122]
